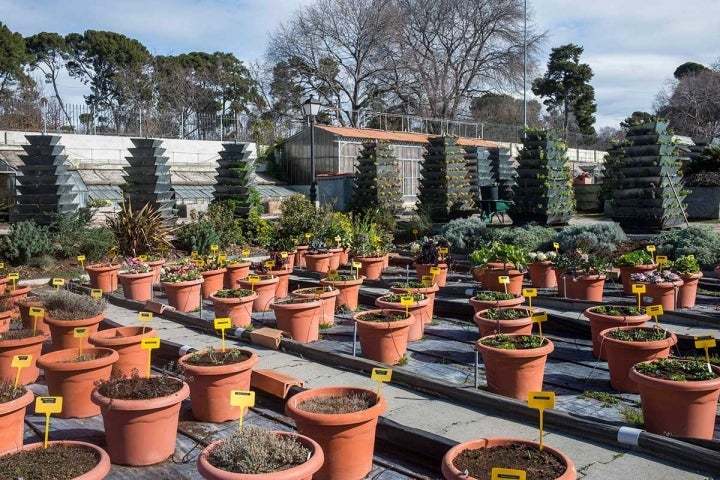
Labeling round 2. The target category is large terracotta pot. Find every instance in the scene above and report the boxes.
[598,326,677,393]
[473,308,533,338]
[565,274,606,302]
[320,276,364,311]
[0,387,34,453]
[292,287,340,326]
[629,361,720,439]
[223,262,251,289]
[162,278,204,313]
[353,309,414,365]
[304,253,333,273]
[0,440,111,480]
[390,283,440,323]
[37,346,118,418]
[146,258,165,283]
[268,268,291,298]
[476,334,554,400]
[118,271,155,302]
[285,386,386,480]
[618,264,656,295]
[414,263,448,287]
[355,256,384,280]
[196,431,324,480]
[91,376,190,465]
[374,294,430,341]
[640,281,682,311]
[270,299,323,343]
[178,348,259,423]
[85,263,121,292]
[677,272,702,309]
[210,291,258,328]
[583,306,650,360]
[236,275,279,312]
[441,437,576,480]
[88,326,158,377]
[529,260,557,288]
[44,313,105,352]
[468,293,525,313]
[0,332,47,384]
[201,268,228,299]
[483,268,524,295]
[17,298,49,335]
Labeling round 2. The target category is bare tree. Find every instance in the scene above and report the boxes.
[655,69,720,137]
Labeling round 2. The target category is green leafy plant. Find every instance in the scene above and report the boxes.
[482,308,530,320]
[615,250,654,267]
[590,305,643,316]
[671,255,700,275]
[605,327,668,342]
[51,209,115,261]
[213,288,254,299]
[106,201,174,257]
[0,220,53,265]
[473,291,515,301]
[480,334,544,349]
[277,194,326,242]
[175,218,222,255]
[634,358,718,381]
[469,242,530,271]
[556,223,628,256]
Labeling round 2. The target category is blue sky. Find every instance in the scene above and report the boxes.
[3,0,718,129]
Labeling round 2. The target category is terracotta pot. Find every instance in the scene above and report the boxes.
[353,309,414,365]
[391,283,440,323]
[0,387,34,453]
[629,361,720,439]
[473,308,533,338]
[37,346,119,418]
[196,431,324,480]
[270,299,323,343]
[565,274,606,302]
[210,292,258,328]
[583,306,650,360]
[640,281,682,311]
[268,268,291,298]
[320,277,364,311]
[677,272,702,309]
[618,264,656,295]
[118,271,155,302]
[292,287,340,326]
[236,275,279,312]
[0,310,10,333]
[91,377,190,465]
[599,326,677,393]
[338,247,350,266]
[374,295,430,341]
[201,268,228,299]
[85,263,121,292]
[271,249,297,270]
[355,256,384,280]
[88,326,158,377]
[328,248,343,271]
[285,386,387,480]
[146,258,165,283]
[45,313,105,352]
[0,332,47,384]
[441,437,576,480]
[483,268,524,296]
[3,285,31,317]
[554,268,566,297]
[18,298,49,335]
[178,348,259,423]
[414,262,448,287]
[295,245,309,267]
[529,260,557,288]
[477,334,555,400]
[224,262,251,289]
[468,294,525,314]
[304,253,333,273]
[162,278,204,312]
[0,440,111,479]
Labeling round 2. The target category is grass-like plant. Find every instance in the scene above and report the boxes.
[106,201,174,257]
[40,290,105,320]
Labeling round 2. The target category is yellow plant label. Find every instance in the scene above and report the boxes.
[305,233,312,239]
[138,255,148,262]
[655,255,668,265]
[52,278,65,287]
[528,391,555,410]
[421,275,434,286]
[247,275,260,284]
[210,244,219,252]
[335,235,341,243]
[11,354,31,368]
[195,259,206,267]
[646,305,663,316]
[646,245,656,252]
[371,367,392,383]
[0,262,3,269]
[438,247,449,255]
[498,276,510,284]
[138,312,153,323]
[191,250,199,258]
[76,255,85,262]
[242,249,251,257]
[90,289,103,298]
[695,335,716,350]
[7,272,19,280]
[492,468,526,480]
[631,284,646,294]
[36,396,63,415]
[218,254,227,262]
[553,242,559,249]
[429,267,441,275]
[522,288,537,298]
[73,327,89,338]
[214,317,232,330]
[141,337,161,350]
[400,295,415,306]
[280,251,288,258]
[29,307,44,317]
[531,312,548,323]
[230,390,255,410]
[412,229,418,234]
[264,260,275,269]
[315,288,326,296]
[352,261,362,269]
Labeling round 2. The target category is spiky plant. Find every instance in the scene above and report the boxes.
[106,201,174,257]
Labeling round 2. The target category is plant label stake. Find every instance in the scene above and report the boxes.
[371,367,392,399]
[195,258,206,268]
[215,317,232,352]
[77,255,85,271]
[36,396,63,448]
[247,274,260,292]
[400,294,414,316]
[191,250,199,259]
[74,327,89,357]
[52,278,64,290]
[656,255,668,270]
[646,305,663,328]
[553,242,559,254]
[141,337,160,378]
[412,228,418,240]
[7,272,18,291]
[280,251,288,259]
[421,275,434,287]
[694,335,716,371]
[646,245,656,263]
[528,391,555,451]
[0,262,3,270]
[498,275,510,295]
[522,288,537,313]
[241,249,251,259]
[29,306,44,335]
[632,283,646,309]
[218,253,227,264]
[305,233,312,242]
[335,235,341,247]
[138,255,148,262]
[210,244,219,254]
[352,261,361,280]
[11,354,31,388]
[438,247,448,262]
[230,390,255,431]
[491,468,526,480]
[138,311,152,335]
[90,289,103,299]
[531,311,548,339]
[429,266,441,282]
[264,260,275,269]
[327,269,339,281]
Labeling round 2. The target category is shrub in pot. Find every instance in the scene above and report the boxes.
[161,260,205,312]
[615,250,656,295]
[117,257,155,302]
[0,328,47,384]
[671,255,702,308]
[411,235,450,286]
[390,280,439,323]
[374,292,429,341]
[40,290,106,351]
[320,274,364,311]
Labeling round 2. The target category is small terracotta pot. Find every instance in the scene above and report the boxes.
[320,277,364,311]
[565,274,606,302]
[473,308,533,338]
[210,292,258,328]
[374,295,430,341]
[3,285,31,317]
[583,306,651,360]
[677,272,702,309]
[88,326,158,377]
[237,275,279,312]
[0,387,34,453]
[529,260,557,288]
[355,256,384,280]
[0,332,47,384]
[45,313,105,352]
[270,299,323,343]
[146,258,165,283]
[414,262,448,287]
[17,298,49,335]
[353,309,414,365]
[0,440,111,479]
[292,287,340,326]
[618,264,656,295]
[328,248,343,271]
[224,262,251,289]
[390,283,440,323]
[295,245,309,267]
[483,268,525,295]
[268,268,291,298]
[162,278,204,312]
[118,271,155,302]
[201,268,228,299]
[304,253,333,273]
[85,263,121,292]
[640,281,683,311]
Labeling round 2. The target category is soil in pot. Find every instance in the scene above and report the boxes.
[0,440,111,480]
[451,442,568,480]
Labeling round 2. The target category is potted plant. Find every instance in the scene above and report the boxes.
[374,292,429,341]
[88,325,158,377]
[85,260,122,293]
[598,326,677,393]
[0,283,31,318]
[583,305,651,360]
[469,243,529,295]
[324,211,353,268]
[629,358,720,439]
[473,307,533,338]
[196,425,324,480]
[161,260,204,312]
[468,290,525,313]
[41,290,106,351]
[37,346,119,418]
[320,273,364,311]
[0,328,48,384]
[264,235,298,271]
[210,288,258,328]
[528,250,558,288]
[291,286,340,327]
[390,280,439,323]
[91,371,190,465]
[615,250,656,295]
[178,346,258,423]
[0,379,34,453]
[353,309,415,365]
[630,270,683,311]
[553,250,611,301]
[671,255,702,308]
[117,257,155,302]
[254,257,292,298]
[285,385,386,480]
[237,274,279,312]
[0,440,111,479]
[304,240,333,274]
[224,256,253,289]
[199,255,228,299]
[411,236,450,287]
[17,296,49,335]
[269,297,323,343]
[350,218,390,280]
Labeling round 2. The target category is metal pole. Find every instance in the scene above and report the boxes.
[522,0,527,137]
[309,117,317,205]
[353,321,357,357]
[474,349,479,388]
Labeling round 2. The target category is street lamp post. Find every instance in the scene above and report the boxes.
[302,96,322,205]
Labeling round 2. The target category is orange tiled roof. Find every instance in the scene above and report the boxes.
[315,125,497,147]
